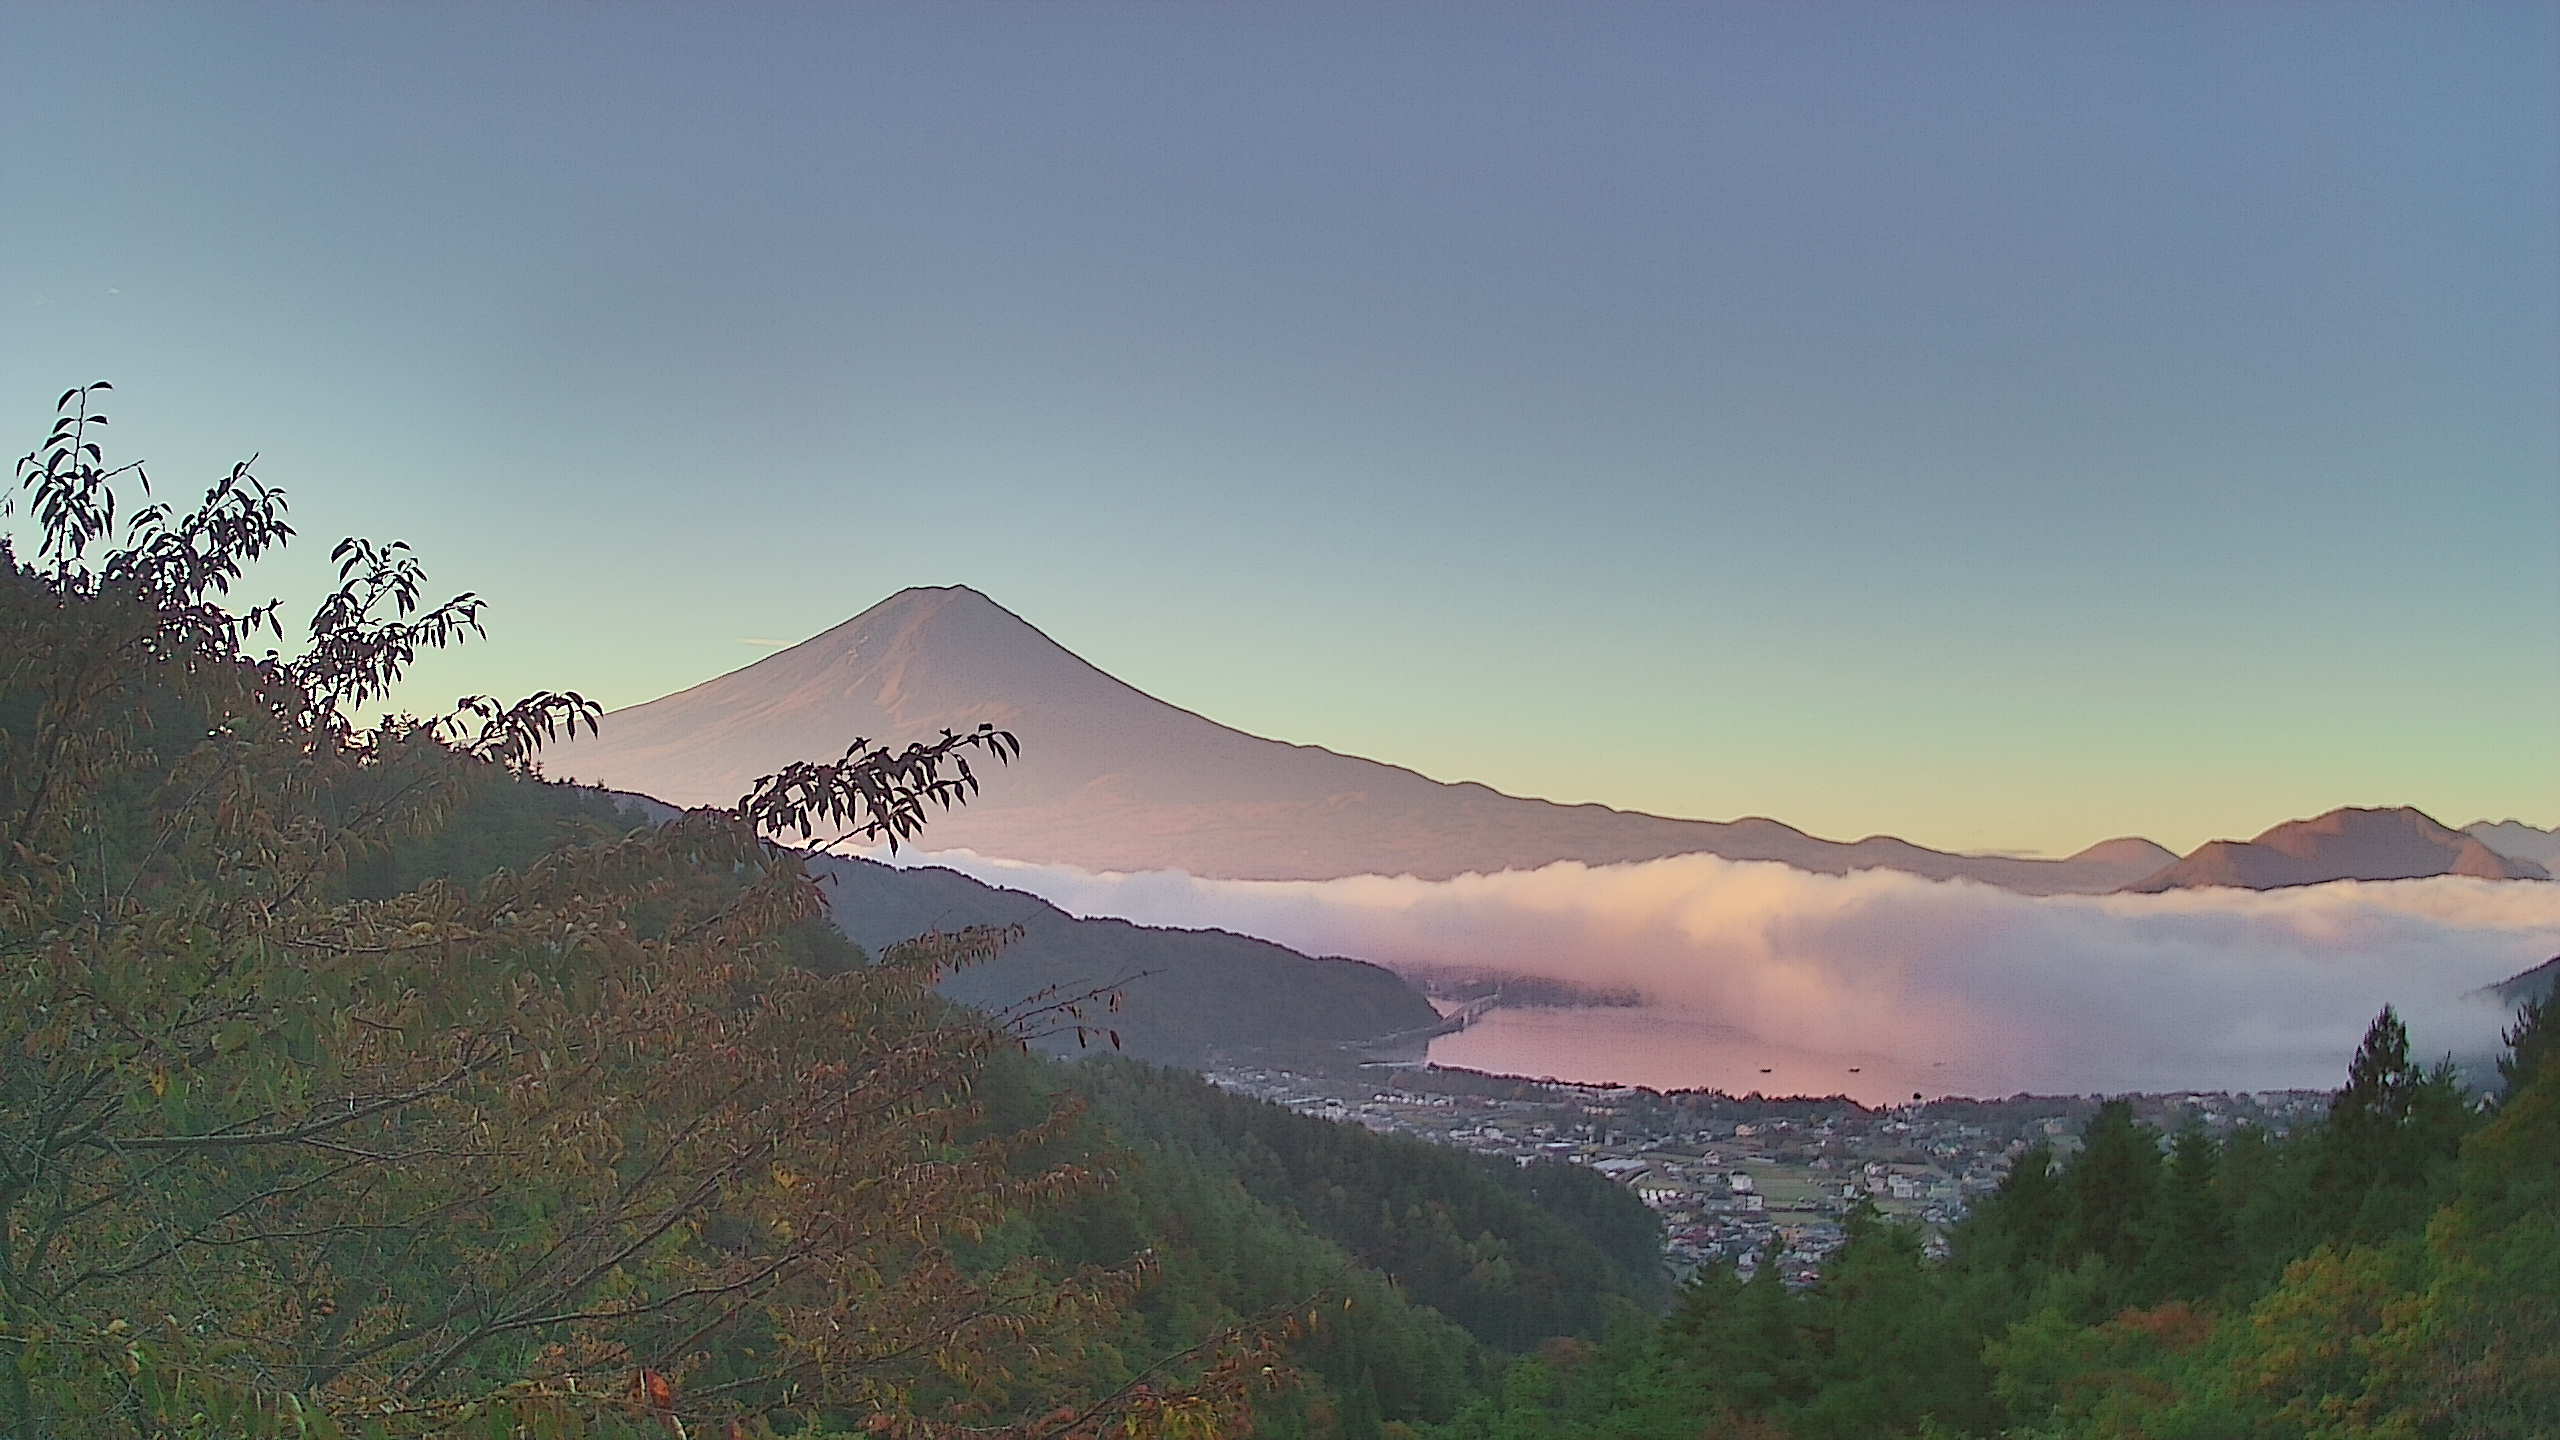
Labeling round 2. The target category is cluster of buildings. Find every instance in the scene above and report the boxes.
[1206,1059,2331,1285]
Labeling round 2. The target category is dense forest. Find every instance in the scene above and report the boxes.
[0,388,1656,1437]
[1059,1060,1667,1353]
[5,387,2550,1437]
[1424,1001,2557,1438]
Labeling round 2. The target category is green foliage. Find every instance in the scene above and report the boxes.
[2312,1006,2472,1246]
[1966,1140,2064,1277]
[0,388,1696,1440]
[13,386,2551,1437]
[1063,1060,1666,1353]
[2133,1124,2235,1306]
[2497,993,2552,1104]
[0,389,1283,1439]
[2061,1101,2161,1297]
[1420,1004,2553,1439]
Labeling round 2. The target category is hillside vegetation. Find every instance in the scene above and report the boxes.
[7,388,2546,1438]
[0,389,1657,1439]
[1426,1002,2558,1438]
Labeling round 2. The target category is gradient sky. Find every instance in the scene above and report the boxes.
[5,4,2553,857]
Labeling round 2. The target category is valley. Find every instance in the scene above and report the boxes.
[1204,1057,2332,1285]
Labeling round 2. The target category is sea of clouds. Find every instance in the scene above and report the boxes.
[881,849,2560,1095]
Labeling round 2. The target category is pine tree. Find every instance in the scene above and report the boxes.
[1733,1238,1804,1413]
[2134,1124,2233,1304]
[2334,1007,2417,1142]
[2062,1100,2161,1287]
[2498,991,2553,1104]
[2316,1006,2475,1243]
[1967,1140,2064,1275]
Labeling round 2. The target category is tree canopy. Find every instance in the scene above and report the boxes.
[1425,1003,2558,1438]
[0,386,1278,1438]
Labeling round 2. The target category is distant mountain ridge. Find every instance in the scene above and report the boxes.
[2467,819,2560,872]
[2125,806,2551,893]
[547,586,2175,893]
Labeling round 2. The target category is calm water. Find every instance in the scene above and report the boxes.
[1425,1006,2063,1105]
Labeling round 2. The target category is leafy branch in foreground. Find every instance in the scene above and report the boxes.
[747,727,1020,856]
[0,386,1282,1439]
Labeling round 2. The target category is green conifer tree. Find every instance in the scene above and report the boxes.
[2062,1100,2161,1288]
[2134,1124,2233,1304]
[2317,1005,2475,1243]
[2498,991,2553,1104]
[1977,1140,2065,1275]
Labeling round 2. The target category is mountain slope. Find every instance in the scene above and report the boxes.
[585,787,1439,1062]
[2125,806,2552,893]
[806,852,1438,1064]
[546,586,2168,892]
[2467,819,2560,872]
[2481,955,2559,1007]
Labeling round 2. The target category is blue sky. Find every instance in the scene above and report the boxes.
[4,3,2552,855]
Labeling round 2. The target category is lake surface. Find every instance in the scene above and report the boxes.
[1423,1005,2239,1105]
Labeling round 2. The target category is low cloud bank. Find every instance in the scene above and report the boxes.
[885,849,2560,1095]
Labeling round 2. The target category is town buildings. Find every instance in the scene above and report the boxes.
[1206,1060,2329,1284]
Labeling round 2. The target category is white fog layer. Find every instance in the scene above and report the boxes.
[881,850,2558,1095]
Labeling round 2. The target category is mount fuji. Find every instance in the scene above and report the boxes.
[544,586,2176,892]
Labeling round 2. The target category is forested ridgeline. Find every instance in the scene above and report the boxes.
[1427,1003,2559,1439]
[972,1055,1672,1440]
[803,854,1441,1067]
[1059,1061,1668,1353]
[0,390,1655,1439]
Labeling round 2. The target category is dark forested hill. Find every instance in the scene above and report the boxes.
[965,1053,1673,1438]
[813,853,1440,1064]
[1064,1059,1668,1353]
[2488,955,2560,1006]
[588,789,1444,1065]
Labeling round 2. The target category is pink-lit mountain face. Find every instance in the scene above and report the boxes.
[2124,806,2552,892]
[545,586,2180,892]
